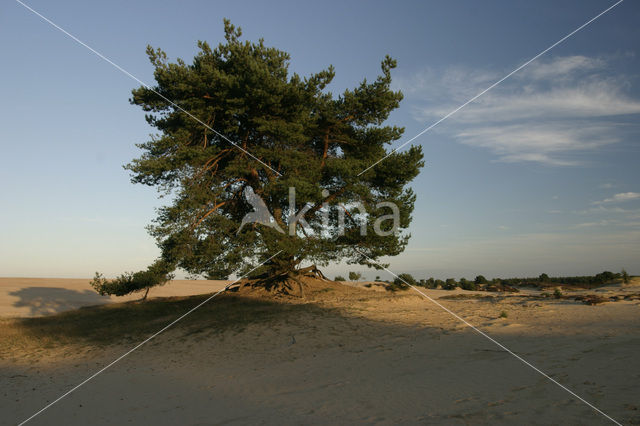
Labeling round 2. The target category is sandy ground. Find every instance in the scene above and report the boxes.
[1,278,639,425]
[0,278,229,317]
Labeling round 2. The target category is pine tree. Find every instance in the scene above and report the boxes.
[93,20,423,296]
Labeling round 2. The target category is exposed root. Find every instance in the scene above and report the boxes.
[235,265,330,298]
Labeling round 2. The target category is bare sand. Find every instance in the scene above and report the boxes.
[0,277,229,317]
[1,278,639,425]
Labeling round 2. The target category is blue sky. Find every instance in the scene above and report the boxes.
[1,0,639,279]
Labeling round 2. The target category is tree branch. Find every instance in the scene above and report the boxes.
[192,201,226,229]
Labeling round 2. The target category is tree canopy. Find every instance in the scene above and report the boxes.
[92,20,423,296]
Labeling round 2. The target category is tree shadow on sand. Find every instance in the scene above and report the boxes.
[4,293,315,346]
[9,287,110,317]
[2,290,640,425]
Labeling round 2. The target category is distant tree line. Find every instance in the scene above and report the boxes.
[378,270,630,292]
[499,271,625,288]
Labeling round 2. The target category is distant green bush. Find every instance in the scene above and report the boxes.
[622,269,630,284]
[348,271,362,281]
[459,278,476,291]
[334,275,346,281]
[395,273,416,286]
[385,273,415,292]
[443,278,457,290]
[474,275,488,285]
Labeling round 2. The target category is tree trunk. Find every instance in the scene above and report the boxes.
[140,287,150,301]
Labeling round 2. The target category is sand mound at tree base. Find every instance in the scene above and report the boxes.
[232,274,360,300]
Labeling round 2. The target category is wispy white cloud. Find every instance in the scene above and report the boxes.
[593,192,640,205]
[454,122,616,165]
[518,55,604,81]
[400,55,640,166]
[577,205,630,215]
[420,82,640,124]
[573,220,610,228]
[573,218,640,229]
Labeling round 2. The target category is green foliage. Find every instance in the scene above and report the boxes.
[334,275,346,281]
[348,271,363,281]
[434,279,445,289]
[205,272,229,280]
[98,19,423,296]
[395,273,416,286]
[622,269,630,284]
[459,278,476,291]
[443,278,457,290]
[499,310,508,318]
[485,271,622,288]
[384,272,415,291]
[90,260,174,297]
[553,288,563,299]
[474,275,488,285]
[536,271,620,287]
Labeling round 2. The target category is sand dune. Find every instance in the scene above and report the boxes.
[1,278,639,425]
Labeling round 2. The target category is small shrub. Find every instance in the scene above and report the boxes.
[386,282,409,292]
[387,274,414,291]
[553,288,563,299]
[396,273,416,286]
[499,311,508,318]
[348,271,362,281]
[459,278,476,291]
[622,269,630,284]
[334,275,346,281]
[443,278,457,290]
[474,275,488,285]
